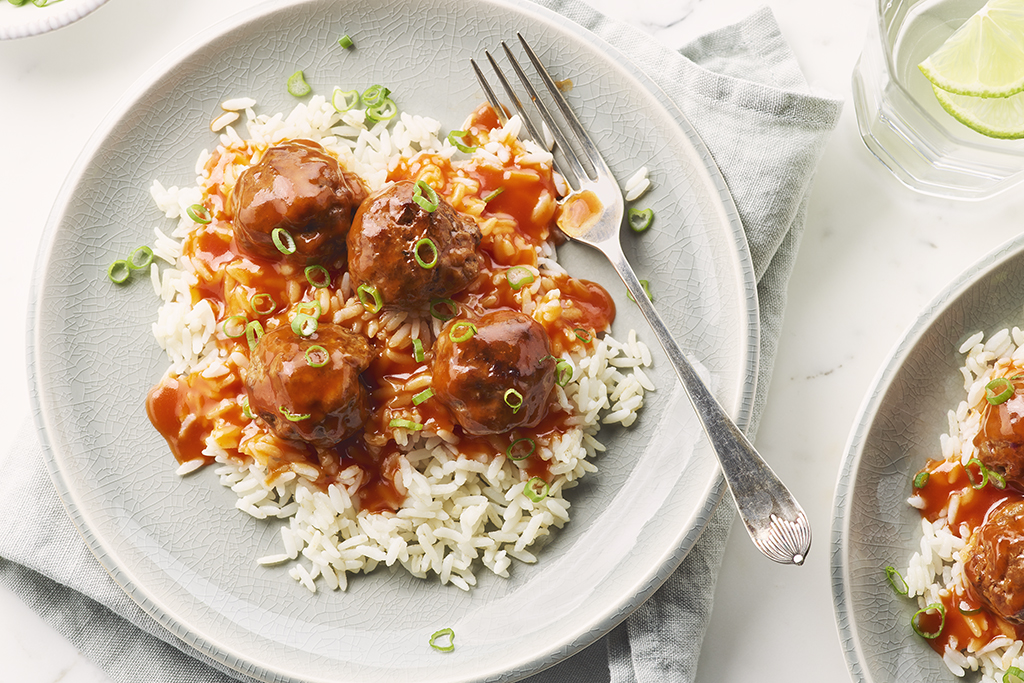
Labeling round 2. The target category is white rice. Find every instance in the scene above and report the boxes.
[148,92,654,592]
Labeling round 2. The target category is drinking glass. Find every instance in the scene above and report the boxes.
[852,0,1024,200]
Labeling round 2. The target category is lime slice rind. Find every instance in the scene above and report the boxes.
[932,84,1024,139]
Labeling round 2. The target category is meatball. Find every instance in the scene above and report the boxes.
[963,499,1024,623]
[232,140,367,265]
[974,377,1024,483]
[245,322,372,448]
[431,310,555,436]
[347,180,481,309]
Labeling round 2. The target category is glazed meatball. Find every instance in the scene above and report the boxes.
[245,322,372,448]
[964,499,1024,623]
[347,180,481,309]
[431,310,555,436]
[232,140,367,265]
[974,377,1024,483]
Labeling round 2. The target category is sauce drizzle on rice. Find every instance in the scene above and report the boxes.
[143,93,652,591]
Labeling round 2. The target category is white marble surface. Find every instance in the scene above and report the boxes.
[1,0,1022,681]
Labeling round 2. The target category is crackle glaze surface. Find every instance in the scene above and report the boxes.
[27,0,757,681]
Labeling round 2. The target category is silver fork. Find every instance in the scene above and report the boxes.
[472,34,811,566]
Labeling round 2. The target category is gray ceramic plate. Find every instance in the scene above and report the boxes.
[28,1,757,681]
[832,234,1024,682]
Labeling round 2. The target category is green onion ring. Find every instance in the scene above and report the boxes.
[357,283,383,313]
[449,321,477,343]
[990,468,1008,490]
[573,328,591,343]
[1005,665,1024,683]
[628,207,654,233]
[338,34,354,49]
[245,320,264,352]
[287,70,311,97]
[884,566,909,596]
[292,313,318,337]
[554,359,572,387]
[524,477,549,502]
[412,388,434,405]
[128,245,155,270]
[414,238,439,269]
[362,84,390,106]
[249,292,277,315]
[107,260,130,284]
[958,601,982,616]
[331,88,360,113]
[412,338,425,362]
[506,266,535,291]
[295,300,323,319]
[912,471,929,489]
[428,628,455,652]
[911,603,945,639]
[272,228,297,255]
[222,315,248,338]
[413,180,439,212]
[483,187,504,203]
[504,388,524,414]
[447,130,477,153]
[366,98,398,122]
[305,265,331,288]
[507,437,536,461]
[241,396,254,420]
[430,298,458,321]
[279,406,311,422]
[986,377,1015,405]
[627,280,654,303]
[305,345,329,368]
[186,203,212,224]
[390,418,424,431]
[966,457,989,490]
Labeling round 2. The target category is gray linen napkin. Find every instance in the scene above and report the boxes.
[0,3,840,683]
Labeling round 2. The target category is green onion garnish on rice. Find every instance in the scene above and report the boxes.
[338,34,354,49]
[911,603,945,639]
[305,345,329,368]
[449,321,477,343]
[296,300,322,319]
[128,245,154,270]
[507,437,535,461]
[429,627,455,652]
[412,337,425,362]
[430,298,458,321]
[884,565,909,596]
[245,320,264,352]
[554,358,572,387]
[412,388,434,405]
[990,468,1008,489]
[447,130,477,153]
[966,457,989,490]
[186,203,212,224]
[249,292,277,315]
[524,477,549,502]
[986,377,1015,405]
[912,471,929,489]
[366,98,398,122]
[291,313,318,337]
[958,600,982,616]
[628,207,654,233]
[414,238,439,269]
[506,266,535,291]
[107,260,130,284]
[305,265,331,288]
[287,70,312,97]
[222,315,247,339]
[413,180,439,212]
[1004,665,1024,683]
[390,417,424,431]
[573,328,591,343]
[241,396,254,420]
[331,88,360,113]
[357,283,383,313]
[483,187,504,203]
[362,84,390,107]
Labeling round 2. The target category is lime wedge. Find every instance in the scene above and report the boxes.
[919,0,1024,98]
[932,84,1024,138]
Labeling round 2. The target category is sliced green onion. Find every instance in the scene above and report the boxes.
[958,600,982,616]
[966,457,989,490]
[362,84,390,106]
[305,345,329,368]
[447,130,477,153]
[430,298,458,321]
[449,321,477,343]
[186,203,212,224]
[504,388,524,414]
[128,245,155,270]
[507,437,536,461]
[279,406,311,422]
[524,477,549,502]
[884,566,909,596]
[554,358,572,387]
[506,266,535,291]
[338,34,354,49]
[292,313,318,337]
[305,265,331,288]
[413,180,439,212]
[986,377,1015,405]
[1005,666,1024,683]
[241,396,254,420]
[357,283,383,313]
[222,314,248,338]
[990,469,1008,489]
[483,187,504,203]
[390,417,424,431]
[412,338,425,362]
[287,70,311,97]
[573,328,591,343]
[626,280,654,303]
[245,320,264,352]
[107,260,130,284]
[429,627,455,652]
[272,228,297,255]
[366,98,397,122]
[249,292,277,315]
[412,388,434,405]
[911,603,945,639]
[628,207,654,233]
[295,300,323,319]
[414,237,439,269]
[913,471,929,489]
[331,88,360,113]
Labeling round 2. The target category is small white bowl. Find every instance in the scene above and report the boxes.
[0,0,110,40]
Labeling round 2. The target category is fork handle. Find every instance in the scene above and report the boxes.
[606,245,811,565]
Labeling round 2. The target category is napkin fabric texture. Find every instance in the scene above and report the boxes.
[0,3,840,682]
